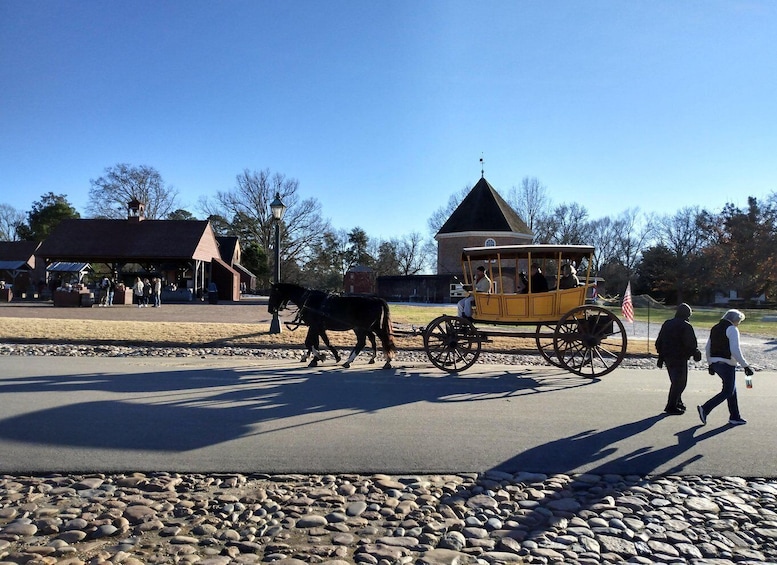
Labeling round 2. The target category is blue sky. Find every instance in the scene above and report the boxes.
[2,1,776,240]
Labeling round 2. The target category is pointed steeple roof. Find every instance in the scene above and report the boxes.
[437,177,531,235]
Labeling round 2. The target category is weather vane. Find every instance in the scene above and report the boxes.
[480,154,485,178]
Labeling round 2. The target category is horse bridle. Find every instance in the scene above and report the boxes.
[281,289,314,332]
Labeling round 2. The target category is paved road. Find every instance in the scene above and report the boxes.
[1,356,774,477]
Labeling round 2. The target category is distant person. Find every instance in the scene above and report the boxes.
[143,278,152,307]
[457,266,491,320]
[558,264,580,289]
[655,303,701,415]
[520,263,549,293]
[99,277,110,306]
[132,277,144,308]
[106,277,115,306]
[152,277,162,307]
[698,309,755,426]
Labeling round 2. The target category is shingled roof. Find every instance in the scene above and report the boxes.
[0,241,41,268]
[36,219,218,262]
[437,177,531,235]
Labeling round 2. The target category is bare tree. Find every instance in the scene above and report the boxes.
[587,216,622,274]
[199,168,329,269]
[0,203,25,241]
[656,206,709,257]
[533,202,589,244]
[87,164,180,219]
[395,232,428,275]
[614,208,656,275]
[507,176,552,234]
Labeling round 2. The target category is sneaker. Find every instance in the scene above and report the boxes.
[664,407,684,416]
[697,405,707,425]
[728,417,747,426]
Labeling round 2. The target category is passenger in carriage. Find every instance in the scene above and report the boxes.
[558,263,580,289]
[457,265,491,320]
[519,263,549,293]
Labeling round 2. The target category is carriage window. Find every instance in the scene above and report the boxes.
[485,238,496,247]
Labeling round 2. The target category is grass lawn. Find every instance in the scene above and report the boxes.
[629,306,777,337]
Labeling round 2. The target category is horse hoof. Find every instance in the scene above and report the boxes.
[383,362,392,369]
[368,359,376,365]
[308,360,318,368]
[342,362,351,369]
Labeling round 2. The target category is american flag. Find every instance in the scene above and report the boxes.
[622,281,635,323]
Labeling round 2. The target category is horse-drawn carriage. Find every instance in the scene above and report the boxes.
[268,244,627,377]
[425,244,627,377]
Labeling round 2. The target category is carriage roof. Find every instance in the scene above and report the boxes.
[461,244,595,262]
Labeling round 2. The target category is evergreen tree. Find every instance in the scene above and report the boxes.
[17,192,80,242]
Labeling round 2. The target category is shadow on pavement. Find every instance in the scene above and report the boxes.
[0,362,596,452]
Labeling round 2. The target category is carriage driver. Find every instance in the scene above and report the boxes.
[457,266,492,320]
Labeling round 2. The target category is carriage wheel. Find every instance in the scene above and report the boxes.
[423,315,482,373]
[535,324,564,368]
[553,306,627,377]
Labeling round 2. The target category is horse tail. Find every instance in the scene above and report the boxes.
[381,299,396,356]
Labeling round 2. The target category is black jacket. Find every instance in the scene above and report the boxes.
[655,314,698,361]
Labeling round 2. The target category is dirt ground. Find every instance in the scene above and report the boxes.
[0,296,281,324]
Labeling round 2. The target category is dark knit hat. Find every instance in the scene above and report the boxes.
[675,303,692,319]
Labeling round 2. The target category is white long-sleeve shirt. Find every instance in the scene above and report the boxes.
[705,324,749,367]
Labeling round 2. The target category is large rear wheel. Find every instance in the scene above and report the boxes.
[553,306,627,377]
[423,315,482,373]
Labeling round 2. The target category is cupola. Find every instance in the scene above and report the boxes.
[127,198,145,221]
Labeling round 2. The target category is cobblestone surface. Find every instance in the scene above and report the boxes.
[2,471,777,565]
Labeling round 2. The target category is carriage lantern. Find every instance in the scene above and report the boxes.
[269,192,286,334]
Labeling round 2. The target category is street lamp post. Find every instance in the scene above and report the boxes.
[269,192,286,334]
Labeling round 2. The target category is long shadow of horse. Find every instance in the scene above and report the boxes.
[0,362,595,455]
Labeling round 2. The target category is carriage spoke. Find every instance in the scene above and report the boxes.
[423,315,482,373]
[553,306,627,378]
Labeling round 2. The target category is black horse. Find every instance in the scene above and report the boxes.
[268,283,396,369]
[270,286,363,366]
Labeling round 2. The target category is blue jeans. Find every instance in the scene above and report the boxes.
[701,362,741,419]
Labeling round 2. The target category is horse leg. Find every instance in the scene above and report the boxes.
[319,330,340,363]
[343,330,367,368]
[367,332,377,364]
[374,328,393,369]
[307,344,325,367]
[304,327,326,366]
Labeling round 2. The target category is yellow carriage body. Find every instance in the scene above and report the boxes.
[461,244,596,325]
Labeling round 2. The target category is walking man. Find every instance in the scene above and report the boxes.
[655,303,701,415]
[698,309,755,426]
